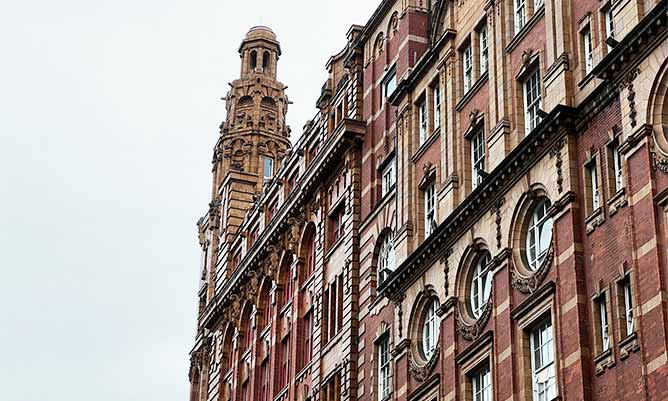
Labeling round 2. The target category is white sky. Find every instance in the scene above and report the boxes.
[0,1,379,400]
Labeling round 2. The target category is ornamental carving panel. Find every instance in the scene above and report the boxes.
[409,345,439,382]
[456,293,493,342]
[510,244,554,294]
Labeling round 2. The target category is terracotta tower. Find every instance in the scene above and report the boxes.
[195,25,291,335]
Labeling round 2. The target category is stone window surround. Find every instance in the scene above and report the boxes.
[605,129,628,215]
[510,284,559,401]
[591,283,615,374]
[455,332,493,401]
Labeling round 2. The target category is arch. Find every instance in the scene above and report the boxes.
[239,302,254,352]
[250,50,257,70]
[257,279,273,329]
[387,12,399,37]
[261,96,277,109]
[507,184,554,276]
[455,239,492,321]
[373,227,396,286]
[220,322,235,373]
[407,285,440,364]
[298,222,317,282]
[262,51,270,70]
[238,95,254,108]
[374,32,385,58]
[278,252,294,307]
[648,57,668,153]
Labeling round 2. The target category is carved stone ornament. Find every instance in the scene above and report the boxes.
[652,150,668,173]
[285,208,306,254]
[469,108,481,128]
[456,292,493,341]
[521,48,535,67]
[511,244,554,294]
[549,138,567,193]
[409,345,440,382]
[263,244,281,280]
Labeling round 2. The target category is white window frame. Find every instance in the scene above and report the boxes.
[598,294,610,351]
[515,0,527,33]
[605,6,615,51]
[382,66,397,101]
[588,160,600,211]
[472,364,492,401]
[524,67,542,135]
[470,253,492,318]
[419,100,428,144]
[530,317,556,401]
[622,278,634,336]
[479,25,489,74]
[378,233,395,284]
[612,143,623,193]
[378,336,392,399]
[471,130,486,189]
[526,199,554,270]
[422,298,440,359]
[583,26,594,74]
[263,156,274,180]
[424,183,436,237]
[433,84,441,131]
[534,0,544,9]
[381,160,396,197]
[464,44,473,93]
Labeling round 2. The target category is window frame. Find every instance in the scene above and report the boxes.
[471,363,492,401]
[582,25,594,75]
[263,156,274,180]
[381,158,396,197]
[529,316,557,401]
[421,298,440,359]
[424,182,436,238]
[378,233,396,285]
[470,252,492,318]
[479,24,489,74]
[433,83,441,132]
[525,198,554,271]
[419,98,428,144]
[377,335,392,400]
[463,43,473,93]
[382,66,397,101]
[471,129,486,189]
[523,67,542,135]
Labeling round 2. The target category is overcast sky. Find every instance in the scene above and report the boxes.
[0,1,379,400]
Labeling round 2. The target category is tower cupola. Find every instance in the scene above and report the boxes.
[239,26,281,79]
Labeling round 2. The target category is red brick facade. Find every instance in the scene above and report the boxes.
[188,2,668,401]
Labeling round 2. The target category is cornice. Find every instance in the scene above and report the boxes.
[378,105,577,301]
[591,0,668,83]
[201,118,365,329]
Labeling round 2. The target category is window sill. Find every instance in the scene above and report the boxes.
[594,347,615,375]
[325,237,345,260]
[273,386,289,401]
[295,360,313,382]
[411,128,440,163]
[322,329,344,355]
[585,207,605,235]
[506,7,545,54]
[607,188,628,216]
[619,332,640,360]
[455,72,488,112]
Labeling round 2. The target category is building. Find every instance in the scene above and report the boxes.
[188,0,668,400]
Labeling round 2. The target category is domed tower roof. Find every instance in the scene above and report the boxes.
[239,25,281,55]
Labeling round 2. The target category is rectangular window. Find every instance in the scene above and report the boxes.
[424,183,436,237]
[515,0,527,33]
[524,68,542,134]
[605,6,615,51]
[301,311,313,369]
[618,276,635,337]
[611,141,623,193]
[322,374,341,401]
[279,336,290,389]
[583,26,593,74]
[596,293,611,352]
[381,160,396,197]
[419,100,428,144]
[472,364,492,401]
[464,44,473,93]
[263,156,274,180]
[587,159,600,211]
[471,130,486,189]
[479,25,489,74]
[378,336,392,399]
[433,84,441,131]
[530,317,556,401]
[330,206,344,245]
[382,67,397,100]
[322,287,330,342]
[260,360,270,401]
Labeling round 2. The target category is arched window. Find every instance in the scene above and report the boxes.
[280,255,293,307]
[242,308,253,351]
[378,233,395,284]
[469,251,492,318]
[305,230,316,279]
[250,50,257,70]
[526,198,553,270]
[421,298,440,359]
[262,51,270,70]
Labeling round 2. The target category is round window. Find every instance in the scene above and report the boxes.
[421,298,440,359]
[469,252,492,318]
[525,198,554,271]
